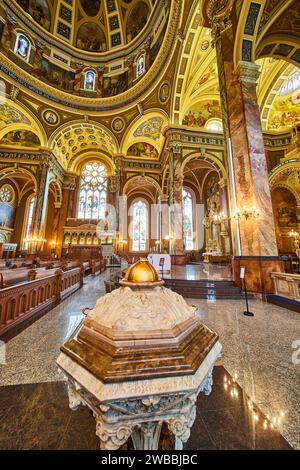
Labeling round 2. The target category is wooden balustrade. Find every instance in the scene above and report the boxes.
[271,272,300,300]
[0,267,83,340]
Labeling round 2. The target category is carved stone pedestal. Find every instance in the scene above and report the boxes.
[57,259,221,450]
[64,364,215,450]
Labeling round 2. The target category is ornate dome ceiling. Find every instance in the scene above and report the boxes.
[16,0,155,53]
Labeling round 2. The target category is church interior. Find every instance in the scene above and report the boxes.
[0,0,300,453]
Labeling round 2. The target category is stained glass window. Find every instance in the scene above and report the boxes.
[84,70,96,91]
[24,196,35,249]
[132,200,147,251]
[78,162,107,220]
[183,189,194,251]
[14,33,31,62]
[136,54,145,78]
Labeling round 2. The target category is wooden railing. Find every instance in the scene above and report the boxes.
[271,272,300,300]
[0,267,83,339]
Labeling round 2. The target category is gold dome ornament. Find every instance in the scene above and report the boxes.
[121,258,164,288]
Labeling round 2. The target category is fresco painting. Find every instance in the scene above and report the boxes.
[127,142,158,158]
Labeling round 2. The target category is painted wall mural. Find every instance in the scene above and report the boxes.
[268,89,300,130]
[133,117,164,141]
[127,142,158,158]
[0,130,41,147]
[38,58,75,92]
[16,0,51,31]
[103,71,128,97]
[0,104,30,131]
[76,23,107,52]
[272,187,300,227]
[80,0,101,17]
[182,100,221,128]
[0,203,15,229]
[126,2,150,43]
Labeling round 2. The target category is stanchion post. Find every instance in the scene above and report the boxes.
[240,266,254,317]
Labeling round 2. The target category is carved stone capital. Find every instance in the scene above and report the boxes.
[95,418,133,451]
[168,402,197,443]
[236,61,260,85]
[67,383,83,411]
[206,0,233,42]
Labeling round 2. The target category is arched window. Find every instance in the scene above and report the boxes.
[182,189,194,251]
[84,70,96,91]
[205,119,223,132]
[24,195,35,249]
[136,54,146,78]
[78,162,107,220]
[131,200,148,251]
[14,33,31,62]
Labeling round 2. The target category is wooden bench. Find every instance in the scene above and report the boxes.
[0,267,84,340]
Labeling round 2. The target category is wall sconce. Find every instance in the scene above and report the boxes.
[233,206,260,220]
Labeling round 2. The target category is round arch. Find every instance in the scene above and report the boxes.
[121,109,168,155]
[0,97,46,145]
[69,151,115,176]
[122,175,162,199]
[181,151,226,180]
[0,167,38,191]
[271,182,300,205]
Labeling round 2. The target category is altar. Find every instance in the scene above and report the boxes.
[147,253,171,273]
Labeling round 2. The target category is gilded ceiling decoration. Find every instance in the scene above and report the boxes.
[51,123,117,169]
[15,0,155,51]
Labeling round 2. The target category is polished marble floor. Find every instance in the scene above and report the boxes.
[0,367,292,450]
[0,271,299,450]
[162,263,232,281]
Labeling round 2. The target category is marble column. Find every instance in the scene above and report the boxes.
[211,11,283,292]
[55,175,77,258]
[31,163,51,240]
[169,144,185,264]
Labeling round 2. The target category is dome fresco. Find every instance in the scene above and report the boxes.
[16,0,153,52]
[11,0,170,99]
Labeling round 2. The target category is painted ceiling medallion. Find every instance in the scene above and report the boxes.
[159,82,170,104]
[111,116,125,133]
[42,109,60,126]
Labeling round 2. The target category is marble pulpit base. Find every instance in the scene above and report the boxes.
[58,342,221,450]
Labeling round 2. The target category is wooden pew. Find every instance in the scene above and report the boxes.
[0,267,84,340]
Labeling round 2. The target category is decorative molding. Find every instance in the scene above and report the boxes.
[236,60,260,84]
